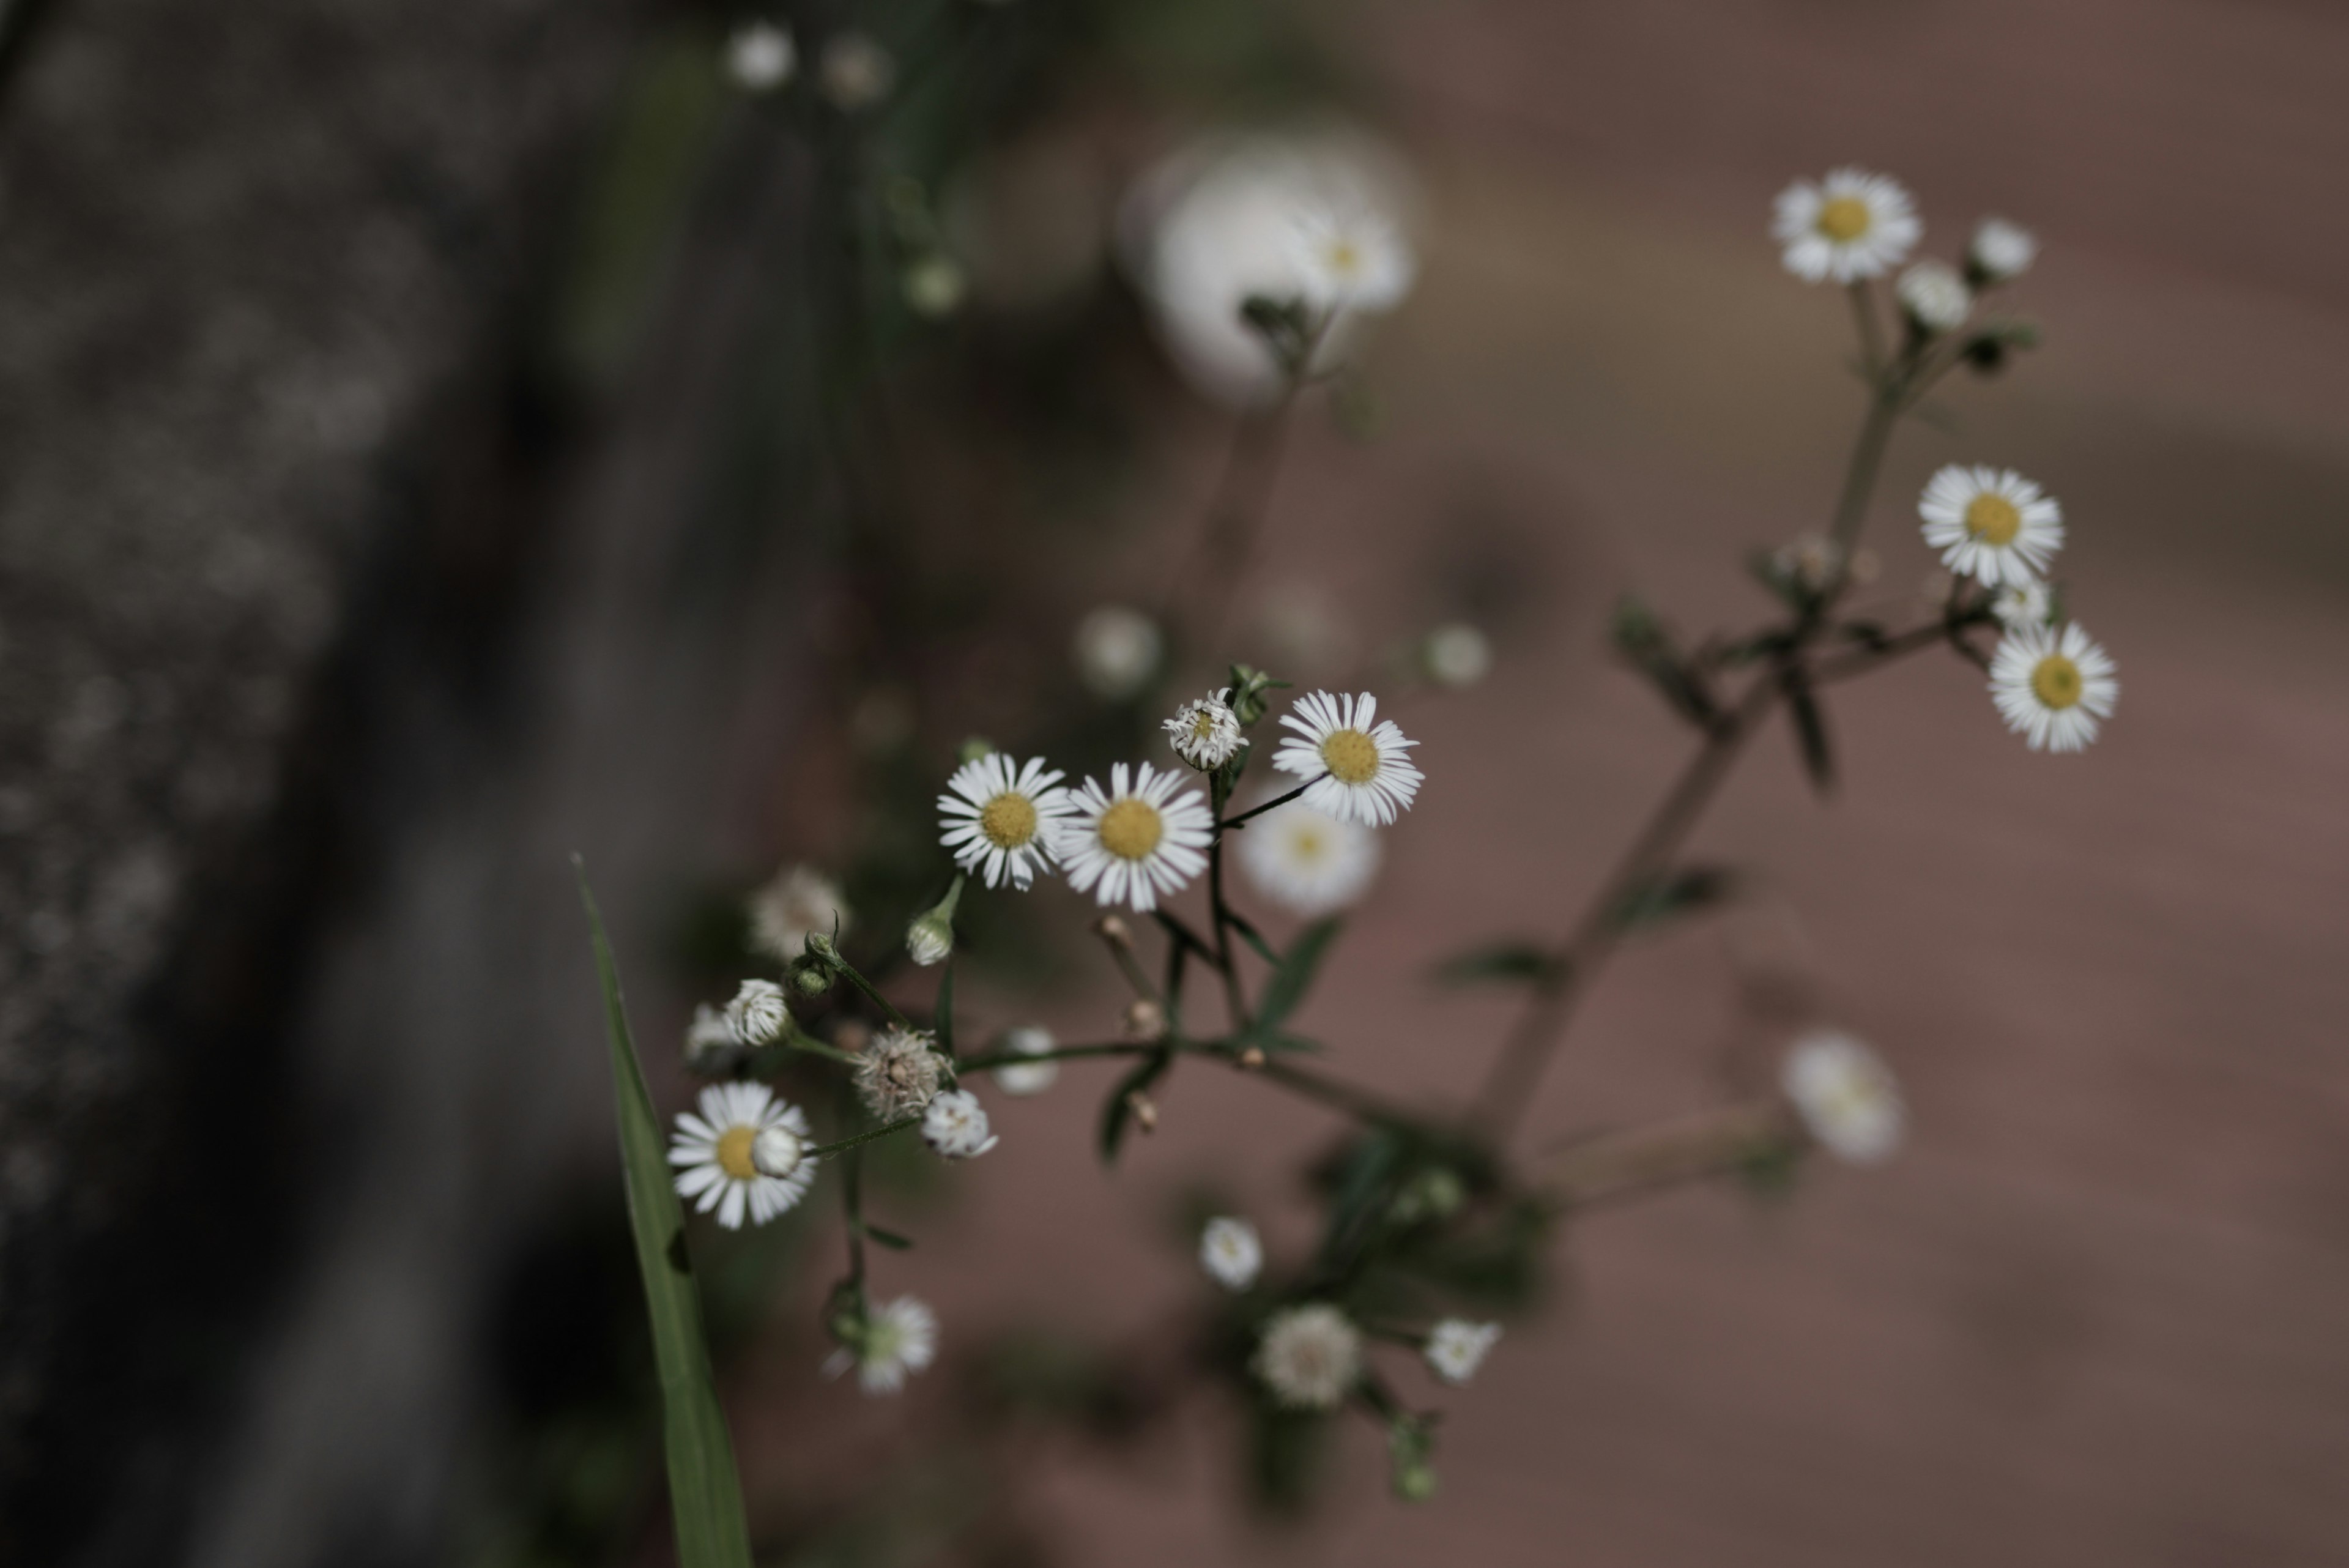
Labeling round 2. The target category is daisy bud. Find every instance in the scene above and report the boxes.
[1896,260,1972,337]
[905,878,963,968]
[1225,664,1280,726]
[1389,1419,1438,1503]
[1423,1318,1501,1385]
[725,21,795,92]
[1125,1090,1159,1132]
[1163,688,1245,770]
[1123,998,1167,1043]
[723,979,789,1047]
[791,961,833,997]
[1237,1045,1267,1070]
[1093,913,1135,949]
[1199,1216,1262,1290]
[751,1123,807,1180]
[921,1088,1000,1158]
[1967,217,2038,286]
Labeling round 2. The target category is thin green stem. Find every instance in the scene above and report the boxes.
[951,1040,1163,1072]
[1220,776,1319,830]
[811,1115,923,1160]
[828,951,915,1030]
[1847,280,1885,374]
[1206,773,1250,1028]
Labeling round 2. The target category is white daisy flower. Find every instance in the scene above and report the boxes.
[747,864,850,964]
[921,1088,999,1158]
[1989,621,2119,753]
[827,1295,939,1395]
[1238,798,1381,918]
[1072,605,1163,700]
[1969,217,2038,283]
[683,1003,740,1071]
[1918,465,2065,587]
[723,979,789,1047]
[991,1025,1059,1096]
[1272,691,1422,827]
[668,1082,814,1229]
[1422,623,1491,688]
[1165,689,1245,770]
[938,753,1075,890]
[1895,259,1971,335]
[1424,1319,1501,1385]
[1286,198,1416,314]
[725,21,795,91]
[1990,579,2053,630]
[1781,1030,1905,1165]
[1199,1216,1263,1290]
[1771,168,1921,284]
[853,1026,949,1120]
[1054,762,1213,913]
[817,32,893,110]
[1253,1303,1362,1410]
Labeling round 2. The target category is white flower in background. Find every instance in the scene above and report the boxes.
[725,21,795,91]
[1990,579,2053,630]
[901,254,965,318]
[1238,799,1380,918]
[921,1088,1000,1158]
[1422,623,1491,688]
[669,1083,815,1228]
[827,1295,939,1395]
[748,864,851,963]
[1424,1319,1501,1385]
[1273,690,1422,827]
[1918,465,2065,587]
[1118,131,1415,406]
[992,1025,1060,1096]
[818,32,894,110]
[1055,762,1214,912]
[1969,217,2038,283]
[1199,1216,1263,1290]
[1781,1030,1906,1164]
[1286,198,1416,314]
[938,753,1075,890]
[853,1026,949,1120]
[1165,689,1245,770]
[683,1003,739,1069]
[1772,168,1921,284]
[1072,605,1163,700]
[1989,621,2119,752]
[1895,259,1971,335]
[1253,1303,1363,1410]
[722,979,789,1047]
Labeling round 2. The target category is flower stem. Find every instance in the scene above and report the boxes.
[1219,776,1319,830]
[811,1115,923,1160]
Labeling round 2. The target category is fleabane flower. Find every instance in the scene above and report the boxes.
[991,1025,1059,1096]
[826,1295,938,1395]
[1424,1319,1501,1385]
[921,1088,998,1158]
[725,21,795,91]
[1272,691,1422,827]
[1969,217,2038,284]
[1286,198,1416,314]
[1165,689,1246,770]
[1781,1030,1905,1164]
[853,1026,949,1120]
[938,753,1075,890]
[669,1083,814,1229]
[1990,579,2053,630]
[748,864,850,963]
[1253,1304,1362,1410]
[1919,464,2064,587]
[1054,762,1213,912]
[1989,621,2118,753]
[1895,259,1971,335]
[723,979,789,1047]
[1238,799,1380,917]
[1200,1216,1263,1290]
[1772,168,1920,284]
[1422,623,1492,688]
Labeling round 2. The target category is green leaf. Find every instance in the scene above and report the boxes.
[1097,1050,1173,1165]
[1253,916,1341,1031]
[859,1222,915,1251]
[576,864,754,1568]
[1607,865,1737,934]
[1784,674,1835,797]
[1612,596,1719,727]
[1431,943,1564,987]
[1226,908,1280,967]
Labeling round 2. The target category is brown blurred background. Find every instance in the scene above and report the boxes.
[2,1,2344,1564]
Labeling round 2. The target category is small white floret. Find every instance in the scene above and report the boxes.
[1072,606,1163,700]
[1252,1303,1362,1410]
[826,1295,938,1395]
[725,21,795,91]
[1423,1319,1501,1385]
[1781,1030,1906,1164]
[921,1088,999,1159]
[1896,259,1971,335]
[1199,1216,1263,1290]
[1969,217,2038,283]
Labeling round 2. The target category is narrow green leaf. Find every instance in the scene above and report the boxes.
[576,864,754,1568]
[1612,596,1718,727]
[1254,916,1341,1031]
[1607,865,1738,934]
[1431,943,1564,987]
[1097,1050,1173,1165]
[1784,675,1836,797]
[1227,908,1281,967]
[859,1222,915,1251]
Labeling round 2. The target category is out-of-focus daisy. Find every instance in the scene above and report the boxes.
[1055,762,1213,912]
[1772,168,1920,284]
[1238,798,1380,917]
[938,753,1075,890]
[827,1295,938,1395]
[1424,1319,1501,1385]
[1272,691,1422,827]
[1781,1030,1905,1164]
[1286,199,1416,314]
[1918,465,2064,588]
[1200,1216,1263,1290]
[1895,259,1970,335]
[1990,579,2053,630]
[723,979,789,1047]
[1072,605,1163,700]
[853,1026,949,1120]
[748,864,850,964]
[1422,623,1491,688]
[1969,217,2038,284]
[1989,621,2118,753]
[1253,1303,1362,1410]
[683,1003,740,1072]
[901,254,965,319]
[921,1088,999,1158]
[991,1025,1059,1096]
[817,32,893,110]
[725,21,795,91]
[669,1083,814,1229]
[1165,689,1245,770]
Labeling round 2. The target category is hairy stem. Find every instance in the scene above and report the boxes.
[1543,1100,1797,1210]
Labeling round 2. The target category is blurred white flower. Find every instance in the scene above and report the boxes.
[1287,199,1416,314]
[1772,168,1920,284]
[725,21,795,91]
[1272,690,1423,827]
[669,1083,814,1228]
[1991,579,2053,630]
[902,254,965,318]
[748,864,851,963]
[1919,465,2064,588]
[1054,762,1213,913]
[1253,1303,1362,1410]
[921,1088,999,1158]
[1781,1031,1905,1164]
[1989,621,2119,752]
[1422,623,1491,688]
[722,979,789,1047]
[1895,260,1971,335]
[683,1003,740,1070]
[1200,1216,1263,1290]
[1165,688,1245,770]
[854,1026,948,1120]
[1072,605,1162,700]
[992,1025,1059,1096]
[827,1295,938,1395]
[1969,217,2038,283]
[1238,798,1379,918]
[1424,1319,1501,1385]
[938,752,1075,889]
[818,32,893,110]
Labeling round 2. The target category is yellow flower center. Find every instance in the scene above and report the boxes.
[1816,196,1872,242]
[716,1125,759,1180]
[1324,237,1362,278]
[1291,828,1324,863]
[978,792,1037,850]
[1097,798,1163,861]
[2030,654,2083,710]
[1965,493,2022,546]
[1319,729,1380,785]
[1190,711,1220,741]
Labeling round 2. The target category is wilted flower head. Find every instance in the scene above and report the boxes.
[748,864,851,964]
[1072,606,1163,700]
[818,32,894,110]
[1423,1319,1501,1385]
[722,979,789,1047]
[1969,217,2038,284]
[992,1025,1059,1096]
[1896,260,1971,335]
[1200,1216,1263,1290]
[826,1295,938,1395]
[1253,1303,1362,1410]
[854,1027,949,1120]
[921,1088,999,1158]
[1781,1030,1906,1164]
[725,21,795,91]
[1165,688,1245,770]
